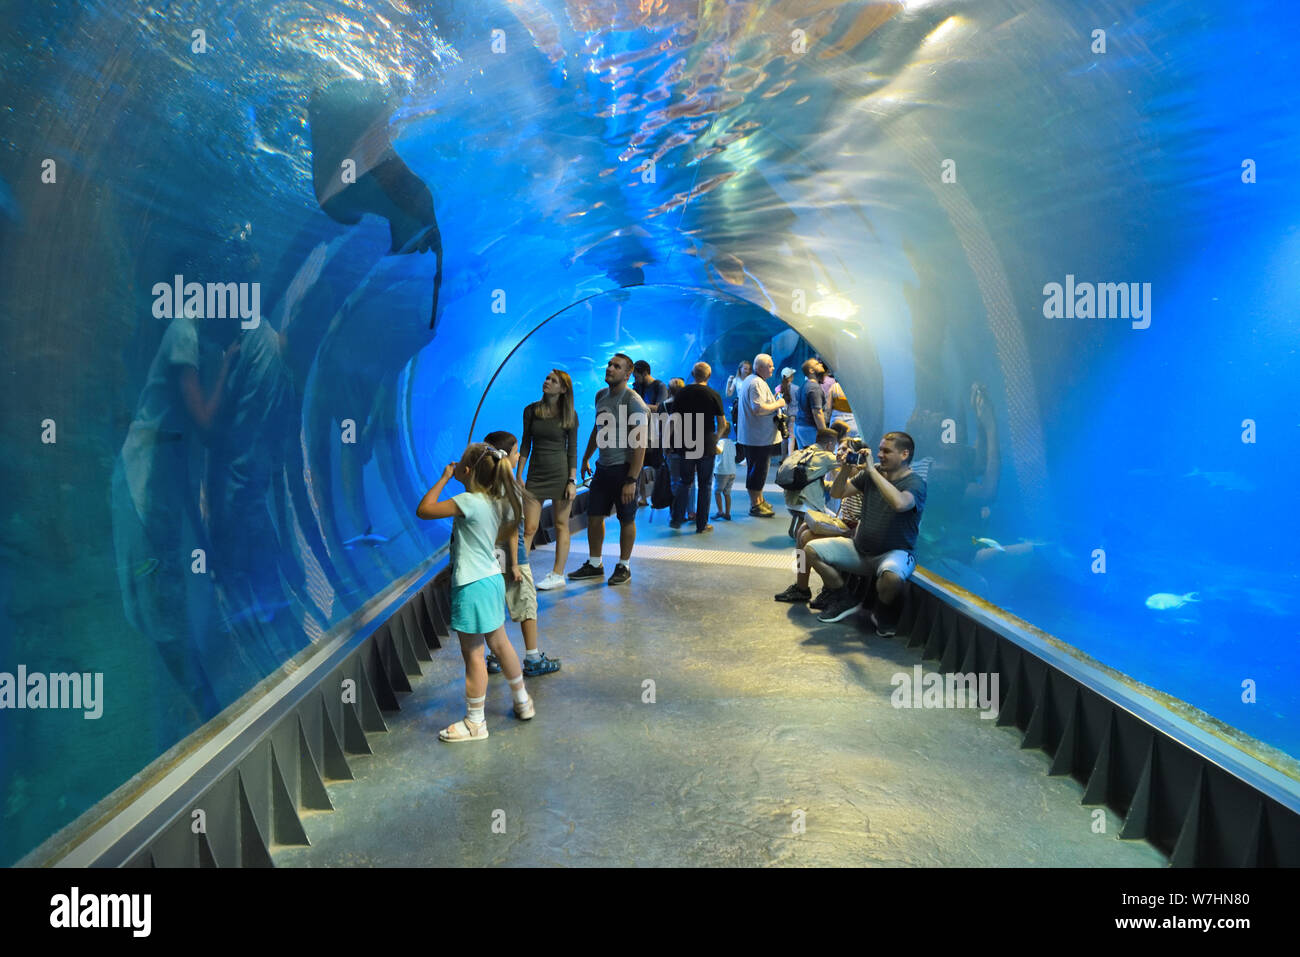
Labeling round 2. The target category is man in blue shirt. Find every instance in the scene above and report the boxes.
[793,358,828,448]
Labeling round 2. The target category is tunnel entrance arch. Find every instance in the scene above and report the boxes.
[463,282,880,448]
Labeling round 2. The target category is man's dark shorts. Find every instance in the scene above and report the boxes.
[587,462,638,523]
[743,443,775,492]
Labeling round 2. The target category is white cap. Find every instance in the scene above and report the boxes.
[780,367,796,378]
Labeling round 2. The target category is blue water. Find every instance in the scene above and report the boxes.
[1,0,1297,864]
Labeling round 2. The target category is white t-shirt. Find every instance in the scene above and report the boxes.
[714,437,738,476]
[450,491,506,586]
[119,316,201,517]
[737,374,778,447]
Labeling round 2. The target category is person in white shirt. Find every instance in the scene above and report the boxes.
[735,353,787,517]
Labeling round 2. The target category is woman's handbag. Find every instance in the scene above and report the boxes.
[802,508,849,538]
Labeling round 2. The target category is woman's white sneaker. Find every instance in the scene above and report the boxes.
[536,572,566,590]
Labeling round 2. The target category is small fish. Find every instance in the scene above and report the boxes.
[1183,468,1255,493]
[1145,591,1200,611]
[341,525,408,549]
[971,536,1005,552]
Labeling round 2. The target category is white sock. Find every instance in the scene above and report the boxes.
[525,648,542,661]
[588,556,603,568]
[466,694,486,725]
[507,675,529,705]
[617,558,630,569]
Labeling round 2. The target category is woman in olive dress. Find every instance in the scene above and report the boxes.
[519,369,579,590]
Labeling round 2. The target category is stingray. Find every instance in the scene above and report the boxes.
[308,78,444,328]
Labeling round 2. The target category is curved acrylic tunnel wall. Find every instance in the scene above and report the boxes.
[1,1,1298,864]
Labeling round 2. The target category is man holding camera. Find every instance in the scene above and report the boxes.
[737,353,787,517]
[804,431,926,633]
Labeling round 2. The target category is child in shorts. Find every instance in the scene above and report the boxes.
[482,430,561,677]
[712,435,738,520]
[416,442,534,742]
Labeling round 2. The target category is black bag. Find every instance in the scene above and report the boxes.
[734,443,746,465]
[650,462,675,509]
[774,410,790,441]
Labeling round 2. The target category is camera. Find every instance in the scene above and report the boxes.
[844,437,870,465]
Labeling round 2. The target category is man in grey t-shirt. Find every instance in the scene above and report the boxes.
[569,353,649,586]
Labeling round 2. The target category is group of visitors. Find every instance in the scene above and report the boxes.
[415,347,926,744]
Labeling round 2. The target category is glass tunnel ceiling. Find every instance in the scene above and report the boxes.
[1,0,1298,864]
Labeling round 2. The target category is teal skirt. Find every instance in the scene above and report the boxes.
[450,575,506,634]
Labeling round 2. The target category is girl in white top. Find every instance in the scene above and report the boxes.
[417,442,534,742]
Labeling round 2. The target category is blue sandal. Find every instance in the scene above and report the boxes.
[522,652,561,677]
[485,653,502,674]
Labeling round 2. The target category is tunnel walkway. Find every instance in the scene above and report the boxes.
[275,491,1167,867]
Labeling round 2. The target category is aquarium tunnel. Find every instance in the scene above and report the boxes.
[1,0,1298,867]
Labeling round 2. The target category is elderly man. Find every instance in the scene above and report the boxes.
[736,353,787,517]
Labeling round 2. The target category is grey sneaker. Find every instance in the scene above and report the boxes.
[607,564,631,586]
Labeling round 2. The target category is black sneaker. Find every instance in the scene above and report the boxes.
[608,564,631,586]
[870,610,897,637]
[568,561,604,581]
[817,591,863,623]
[808,587,836,611]
[774,584,812,603]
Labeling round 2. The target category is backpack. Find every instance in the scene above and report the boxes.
[650,461,675,509]
[830,382,853,413]
[776,446,835,492]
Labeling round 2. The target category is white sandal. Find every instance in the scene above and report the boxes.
[514,695,535,720]
[439,717,488,742]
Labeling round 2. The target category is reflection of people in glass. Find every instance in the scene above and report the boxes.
[111,303,234,730]
[519,370,579,591]
[910,383,1027,593]
[204,306,296,637]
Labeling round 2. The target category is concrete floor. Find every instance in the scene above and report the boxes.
[276,492,1168,867]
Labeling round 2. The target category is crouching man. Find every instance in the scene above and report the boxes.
[804,432,926,635]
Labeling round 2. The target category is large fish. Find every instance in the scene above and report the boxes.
[308,78,443,328]
[1145,591,1199,611]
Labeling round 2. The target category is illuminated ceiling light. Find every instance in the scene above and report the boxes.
[807,293,858,321]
